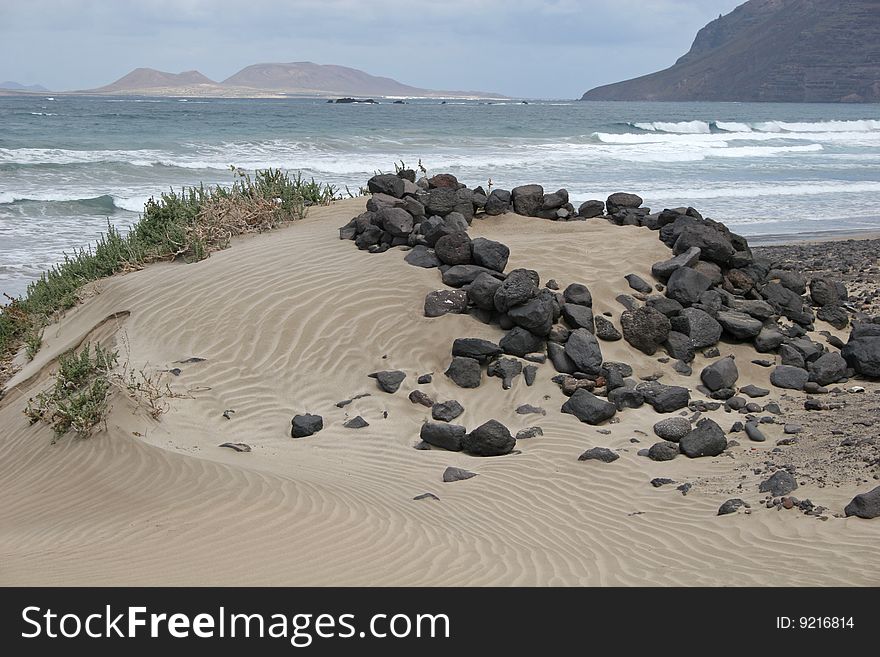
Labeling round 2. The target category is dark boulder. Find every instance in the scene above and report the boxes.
[291,413,323,438]
[380,207,414,237]
[744,421,766,442]
[578,447,619,463]
[759,471,798,496]
[563,283,593,307]
[844,486,880,519]
[664,331,696,363]
[424,289,468,317]
[471,237,510,272]
[716,311,762,340]
[427,173,459,189]
[648,441,679,461]
[462,420,515,456]
[621,306,671,355]
[445,357,482,388]
[638,382,690,413]
[434,231,472,265]
[369,370,407,393]
[666,266,712,306]
[508,291,556,335]
[561,303,594,332]
[425,187,458,216]
[625,273,653,294]
[810,277,847,307]
[700,356,739,392]
[594,316,622,341]
[500,326,545,357]
[420,422,466,451]
[405,245,440,268]
[443,466,477,482]
[808,352,847,386]
[452,338,502,363]
[841,337,880,378]
[754,327,786,353]
[679,418,727,458]
[653,417,691,442]
[606,192,642,214]
[487,357,523,389]
[468,272,504,310]
[673,223,735,265]
[432,400,465,422]
[816,305,849,330]
[494,268,539,312]
[484,189,511,215]
[541,189,569,211]
[770,365,809,390]
[651,247,701,283]
[368,174,405,198]
[564,328,604,375]
[344,416,369,429]
[718,499,746,516]
[548,341,577,374]
[511,184,545,216]
[608,385,644,410]
[442,264,503,287]
[578,200,605,218]
[678,307,722,348]
[561,388,617,425]
[761,282,813,326]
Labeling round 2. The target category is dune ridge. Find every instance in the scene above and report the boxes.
[1,199,878,586]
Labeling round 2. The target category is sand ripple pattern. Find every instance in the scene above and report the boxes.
[1,200,878,585]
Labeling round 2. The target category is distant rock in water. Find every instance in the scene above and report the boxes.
[580,0,880,103]
[333,97,378,104]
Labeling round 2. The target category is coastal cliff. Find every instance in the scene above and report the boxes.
[581,0,880,103]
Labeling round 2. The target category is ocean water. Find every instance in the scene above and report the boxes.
[2,95,879,299]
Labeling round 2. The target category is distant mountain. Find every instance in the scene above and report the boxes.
[0,81,50,92]
[221,61,500,98]
[581,0,880,103]
[89,68,217,93]
[81,62,504,99]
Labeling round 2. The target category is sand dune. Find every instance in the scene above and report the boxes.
[1,198,877,586]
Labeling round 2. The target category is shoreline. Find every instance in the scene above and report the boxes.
[747,228,880,246]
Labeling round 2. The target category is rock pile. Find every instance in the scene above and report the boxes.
[332,169,879,516]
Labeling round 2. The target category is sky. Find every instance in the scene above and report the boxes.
[0,0,743,98]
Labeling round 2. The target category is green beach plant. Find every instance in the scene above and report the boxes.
[25,343,118,442]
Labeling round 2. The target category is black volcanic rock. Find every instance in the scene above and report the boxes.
[581,0,880,103]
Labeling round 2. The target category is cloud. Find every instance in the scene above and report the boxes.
[0,0,743,96]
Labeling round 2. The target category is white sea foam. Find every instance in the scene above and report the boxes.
[631,120,711,134]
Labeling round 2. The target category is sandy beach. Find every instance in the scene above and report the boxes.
[1,195,878,587]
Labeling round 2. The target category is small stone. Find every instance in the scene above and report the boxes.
[432,400,465,422]
[291,413,323,438]
[409,390,434,407]
[759,471,798,496]
[648,441,680,461]
[651,477,675,487]
[652,417,691,442]
[369,370,407,393]
[516,426,544,439]
[343,416,369,429]
[578,447,619,463]
[718,498,746,516]
[516,404,546,415]
[219,442,251,452]
[413,492,439,501]
[739,384,769,398]
[443,466,477,483]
